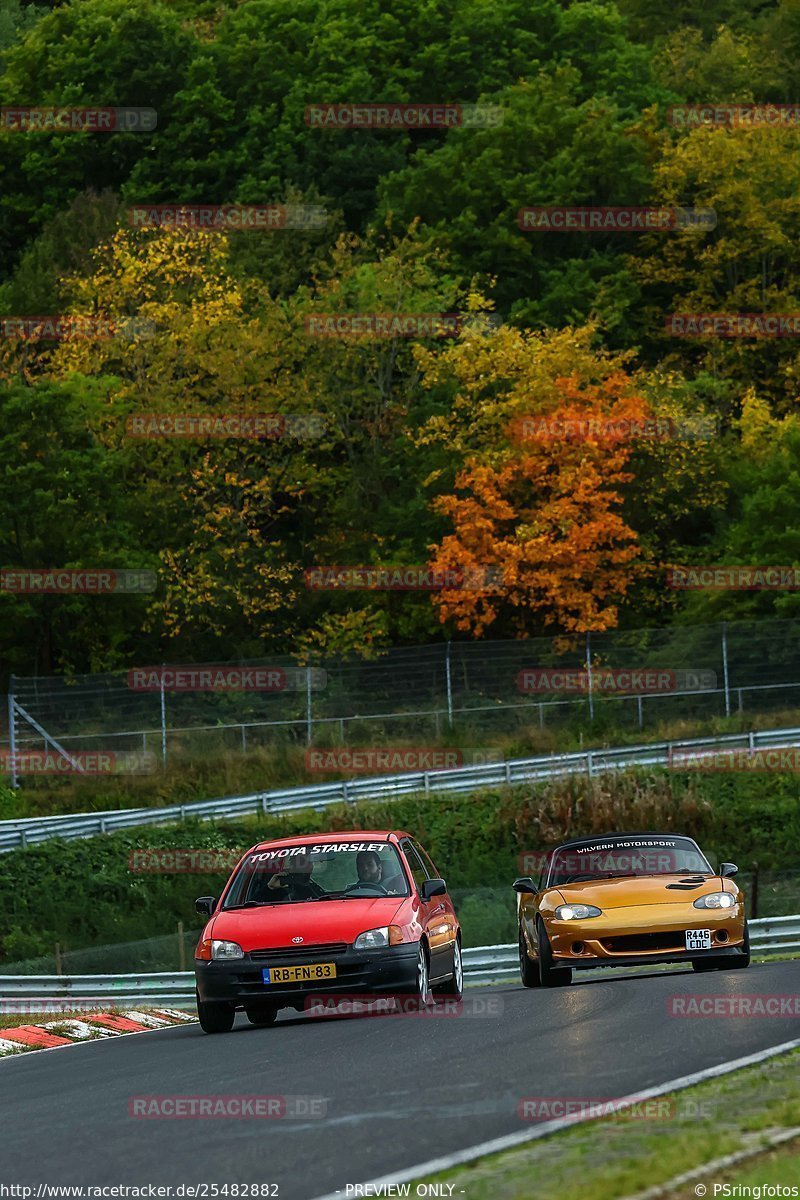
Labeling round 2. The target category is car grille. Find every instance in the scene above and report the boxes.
[600,932,686,954]
[249,942,349,961]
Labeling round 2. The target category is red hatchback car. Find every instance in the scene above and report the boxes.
[194,829,463,1032]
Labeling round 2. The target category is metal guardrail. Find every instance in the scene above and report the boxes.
[0,918,796,1010]
[2,724,800,854]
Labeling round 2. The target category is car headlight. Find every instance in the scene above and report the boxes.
[353,926,403,950]
[693,892,736,910]
[211,939,244,960]
[554,904,602,920]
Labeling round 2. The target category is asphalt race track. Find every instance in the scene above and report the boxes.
[2,961,799,1199]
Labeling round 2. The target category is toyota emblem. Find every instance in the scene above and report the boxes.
[291,936,304,944]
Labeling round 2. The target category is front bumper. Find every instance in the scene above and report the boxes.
[195,943,420,1008]
[545,903,746,967]
[565,945,748,972]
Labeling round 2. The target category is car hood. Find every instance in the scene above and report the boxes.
[551,875,727,909]
[209,896,408,950]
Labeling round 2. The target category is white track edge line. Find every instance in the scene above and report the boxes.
[308,1036,800,1200]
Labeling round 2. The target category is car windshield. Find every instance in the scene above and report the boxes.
[223,840,410,907]
[545,837,712,887]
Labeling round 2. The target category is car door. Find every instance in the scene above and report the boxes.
[402,839,455,982]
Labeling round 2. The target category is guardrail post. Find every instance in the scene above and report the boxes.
[637,695,644,729]
[586,750,594,777]
[586,631,594,721]
[306,666,313,745]
[750,862,759,918]
[7,677,18,790]
[159,664,167,769]
[721,623,731,718]
[445,642,453,729]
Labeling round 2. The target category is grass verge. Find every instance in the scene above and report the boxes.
[414,1049,800,1200]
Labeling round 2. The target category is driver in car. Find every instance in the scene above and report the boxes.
[355,850,383,885]
[355,849,405,894]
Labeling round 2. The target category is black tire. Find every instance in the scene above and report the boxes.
[245,1005,278,1026]
[433,937,464,1000]
[538,919,573,988]
[406,942,432,1010]
[519,923,541,988]
[196,992,235,1033]
[730,920,751,969]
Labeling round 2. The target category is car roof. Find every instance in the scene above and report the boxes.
[250,830,409,852]
[553,831,699,851]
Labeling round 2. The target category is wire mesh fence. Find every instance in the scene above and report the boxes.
[5,618,800,773]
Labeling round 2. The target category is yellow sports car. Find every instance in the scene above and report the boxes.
[515,832,749,987]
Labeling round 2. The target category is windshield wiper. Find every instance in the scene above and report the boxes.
[224,900,283,910]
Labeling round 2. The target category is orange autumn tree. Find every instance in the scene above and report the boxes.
[426,369,651,636]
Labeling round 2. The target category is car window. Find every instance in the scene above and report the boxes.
[545,838,712,887]
[410,839,439,880]
[223,841,410,906]
[401,842,428,892]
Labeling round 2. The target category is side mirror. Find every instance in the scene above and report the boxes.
[196,896,216,915]
[720,863,738,878]
[420,878,447,900]
[513,877,538,895]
